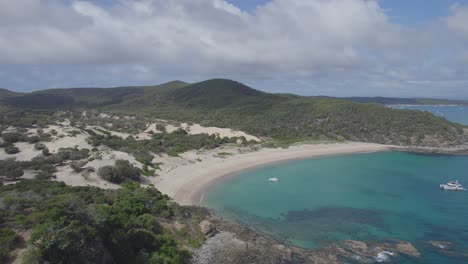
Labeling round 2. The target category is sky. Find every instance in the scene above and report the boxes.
[1,0,468,98]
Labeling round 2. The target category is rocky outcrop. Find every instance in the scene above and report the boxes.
[192,217,422,264]
[199,220,218,238]
[427,240,468,260]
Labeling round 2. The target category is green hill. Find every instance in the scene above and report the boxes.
[0,79,464,147]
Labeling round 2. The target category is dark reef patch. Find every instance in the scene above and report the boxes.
[284,206,386,228]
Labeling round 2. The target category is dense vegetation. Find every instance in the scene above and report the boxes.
[0,79,465,147]
[87,128,249,157]
[0,180,208,263]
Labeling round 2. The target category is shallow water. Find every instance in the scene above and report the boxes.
[390,105,468,125]
[204,152,468,263]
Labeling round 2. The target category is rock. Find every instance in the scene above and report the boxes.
[395,241,421,258]
[429,240,453,250]
[344,240,368,251]
[199,220,217,237]
[427,240,468,260]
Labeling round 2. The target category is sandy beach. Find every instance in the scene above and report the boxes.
[154,142,392,206]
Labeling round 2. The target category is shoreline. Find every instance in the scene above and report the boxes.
[154,142,393,206]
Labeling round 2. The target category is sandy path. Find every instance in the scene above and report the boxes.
[153,142,392,206]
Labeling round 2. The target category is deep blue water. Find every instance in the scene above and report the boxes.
[390,105,468,125]
[204,152,468,263]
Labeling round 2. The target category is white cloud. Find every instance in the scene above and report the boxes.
[0,0,467,98]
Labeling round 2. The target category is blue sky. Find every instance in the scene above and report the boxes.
[1,0,468,98]
[229,0,468,24]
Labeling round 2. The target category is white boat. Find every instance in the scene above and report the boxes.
[440,180,467,191]
[268,177,279,182]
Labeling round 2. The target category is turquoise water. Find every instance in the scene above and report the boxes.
[390,105,468,125]
[204,152,468,263]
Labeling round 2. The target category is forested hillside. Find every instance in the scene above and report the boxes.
[0,79,464,147]
[0,180,207,263]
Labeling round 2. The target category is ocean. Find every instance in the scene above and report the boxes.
[204,151,468,263]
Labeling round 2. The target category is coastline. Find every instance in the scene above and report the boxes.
[153,142,392,206]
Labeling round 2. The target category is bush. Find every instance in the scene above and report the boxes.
[34,143,46,150]
[98,160,140,184]
[1,132,23,143]
[4,145,20,154]
[57,148,89,160]
[5,167,24,180]
[0,227,20,262]
[135,152,154,165]
[26,136,41,144]
[98,166,115,181]
[156,124,166,133]
[0,141,11,148]
[35,171,55,180]
[42,147,50,156]
[70,160,88,173]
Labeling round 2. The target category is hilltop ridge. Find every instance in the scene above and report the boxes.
[0,78,465,147]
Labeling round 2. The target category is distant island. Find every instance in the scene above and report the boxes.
[332,96,468,106]
[1,79,467,263]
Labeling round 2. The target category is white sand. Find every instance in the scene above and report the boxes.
[54,150,142,189]
[160,122,260,141]
[186,124,260,142]
[87,126,153,140]
[0,142,42,161]
[152,142,391,206]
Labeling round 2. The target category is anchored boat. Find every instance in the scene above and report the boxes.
[440,180,467,191]
[268,177,279,182]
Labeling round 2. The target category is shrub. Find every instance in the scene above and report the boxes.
[4,145,20,154]
[98,160,140,184]
[81,167,95,180]
[0,228,20,262]
[5,167,24,180]
[39,133,52,140]
[0,142,11,148]
[57,148,90,160]
[42,147,50,156]
[97,166,116,182]
[35,171,55,180]
[135,152,153,165]
[40,164,57,173]
[70,160,88,173]
[1,132,23,143]
[156,124,166,133]
[26,136,41,144]
[34,143,46,150]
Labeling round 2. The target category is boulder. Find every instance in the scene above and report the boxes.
[396,241,421,258]
[199,220,217,237]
